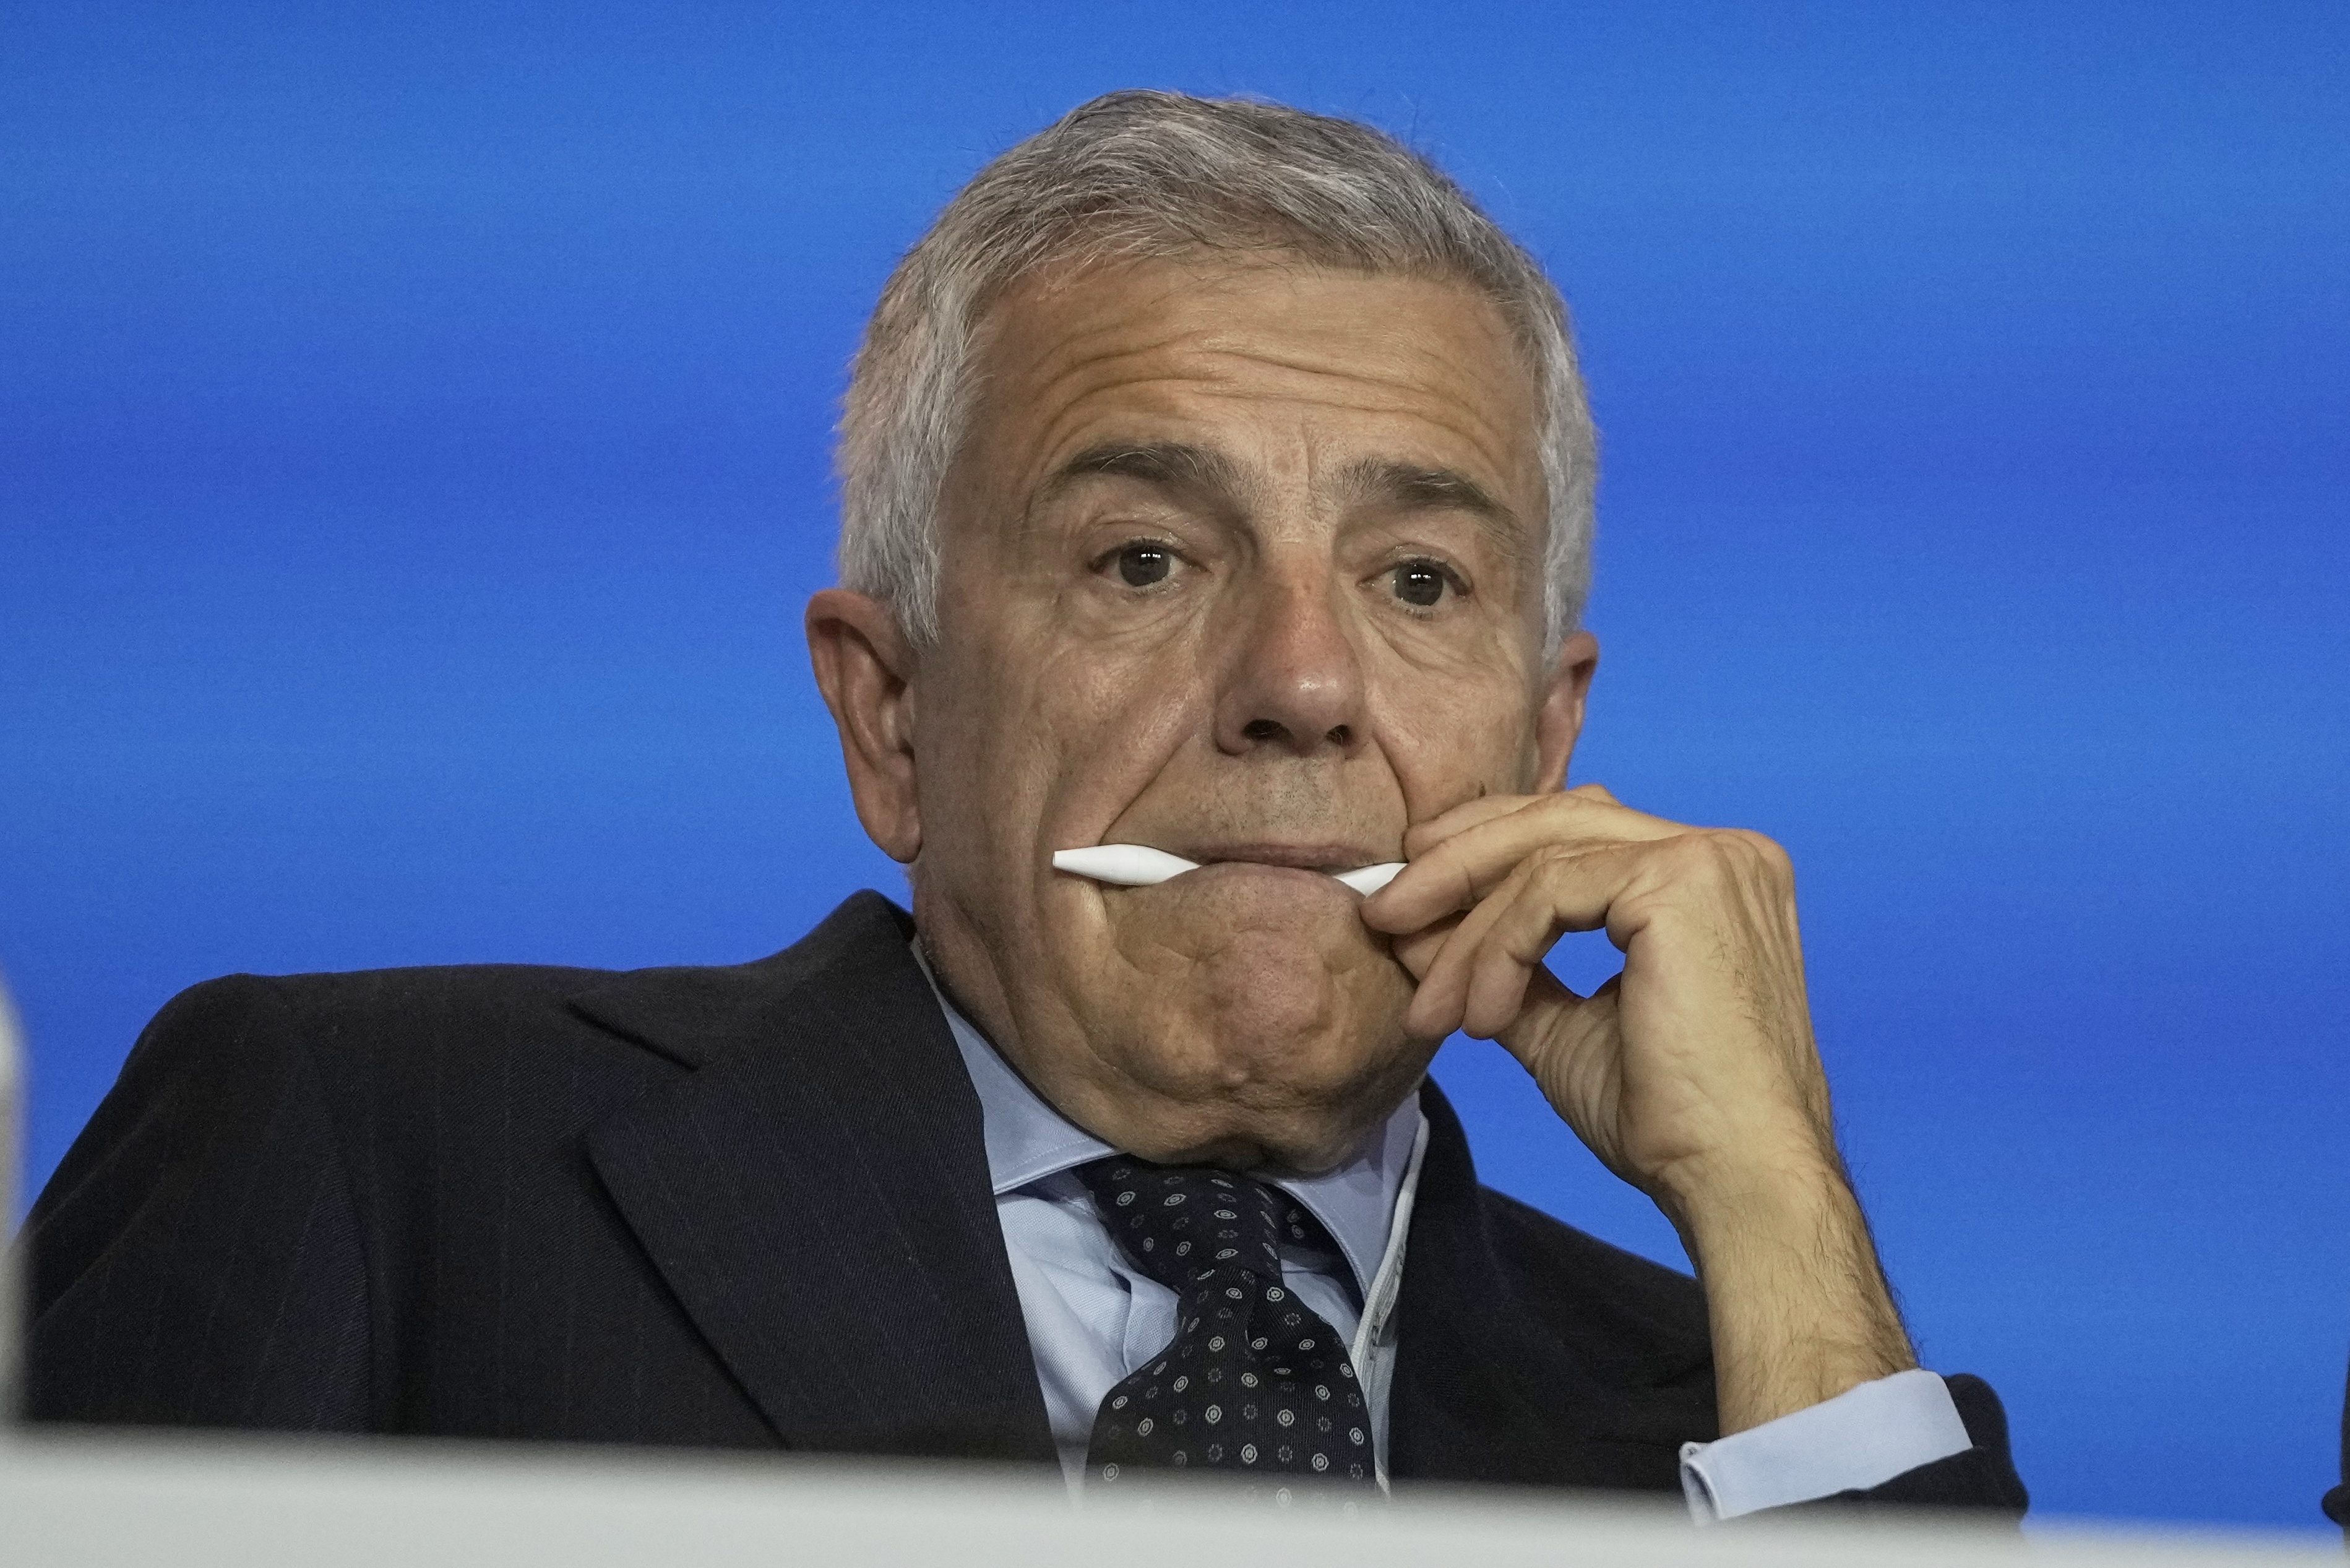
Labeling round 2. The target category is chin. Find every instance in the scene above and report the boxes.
[1132,1033,1434,1173]
[975,875,1433,1171]
[1116,929,1428,1172]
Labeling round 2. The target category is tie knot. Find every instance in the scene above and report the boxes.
[1074,1160,1320,1292]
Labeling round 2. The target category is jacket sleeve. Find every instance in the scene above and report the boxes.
[2322,1354,2349,1535]
[20,975,374,1431]
[1776,1372,2029,1517]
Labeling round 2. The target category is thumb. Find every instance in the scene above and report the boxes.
[1492,965,1588,1075]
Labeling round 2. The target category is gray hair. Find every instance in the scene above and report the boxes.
[835,90,1596,658]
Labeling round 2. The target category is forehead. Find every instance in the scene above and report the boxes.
[958,254,1547,515]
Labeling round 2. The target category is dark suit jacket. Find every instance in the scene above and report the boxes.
[25,891,2024,1510]
[2323,1356,2348,1533]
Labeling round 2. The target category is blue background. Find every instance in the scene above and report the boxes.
[5,0,2344,1536]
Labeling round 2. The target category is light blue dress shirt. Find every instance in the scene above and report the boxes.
[917,948,1971,1515]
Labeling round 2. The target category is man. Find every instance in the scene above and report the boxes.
[24,92,2024,1518]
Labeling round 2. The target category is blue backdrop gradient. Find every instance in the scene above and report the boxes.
[4,0,2345,1535]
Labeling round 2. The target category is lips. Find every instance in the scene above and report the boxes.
[1171,842,1390,874]
[1051,843,1405,894]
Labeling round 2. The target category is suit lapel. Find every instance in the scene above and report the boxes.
[1387,1082,1574,1485]
[573,892,1056,1463]
[1387,1082,1715,1490]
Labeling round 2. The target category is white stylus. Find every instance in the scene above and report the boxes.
[1330,861,1405,895]
[1052,845,1405,895]
[1048,845,1201,885]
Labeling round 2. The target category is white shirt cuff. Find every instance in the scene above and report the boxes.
[1677,1368,1972,1523]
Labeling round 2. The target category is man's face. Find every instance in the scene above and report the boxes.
[816,255,1593,1171]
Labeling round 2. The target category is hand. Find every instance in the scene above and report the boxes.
[1361,784,1917,1431]
[1362,783,1830,1206]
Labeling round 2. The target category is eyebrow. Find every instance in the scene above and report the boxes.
[1034,443,1528,554]
[1336,458,1515,528]
[1039,441,1246,506]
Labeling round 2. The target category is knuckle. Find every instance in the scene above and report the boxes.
[1526,841,1580,874]
[1693,827,1791,876]
[1656,833,1721,877]
[1531,794,1583,828]
[1746,832,1796,880]
[1518,845,1585,897]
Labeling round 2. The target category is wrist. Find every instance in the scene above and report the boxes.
[1645,1133,1849,1239]
[1658,1151,1917,1432]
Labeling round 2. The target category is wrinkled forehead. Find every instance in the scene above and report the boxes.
[951,251,1550,528]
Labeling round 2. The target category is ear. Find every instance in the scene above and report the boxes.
[1531,629,1600,791]
[806,588,923,863]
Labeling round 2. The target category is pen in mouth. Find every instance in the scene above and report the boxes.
[1052,845,1402,895]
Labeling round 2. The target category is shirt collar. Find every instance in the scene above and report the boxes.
[917,941,1424,1301]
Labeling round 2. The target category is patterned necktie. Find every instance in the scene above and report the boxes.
[1072,1158,1375,1493]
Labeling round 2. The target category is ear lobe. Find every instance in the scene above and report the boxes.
[1533,630,1600,791]
[806,588,923,863]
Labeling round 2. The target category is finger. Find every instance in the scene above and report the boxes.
[1398,853,1531,1038]
[1400,840,1640,1038]
[1387,912,1458,984]
[1495,971,1629,1170]
[1367,790,1686,934]
[1401,791,1549,860]
[1455,846,1638,1036]
[1461,941,1536,1041]
[1387,786,1663,923]
[1404,780,1650,863]
[1491,964,1596,1075]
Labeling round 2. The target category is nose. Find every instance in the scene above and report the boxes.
[1212,559,1370,759]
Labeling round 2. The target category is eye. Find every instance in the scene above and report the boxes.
[1111,542,1175,588]
[1388,559,1455,608]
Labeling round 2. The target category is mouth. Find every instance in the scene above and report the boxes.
[1050,842,1404,894]
[1179,841,1388,876]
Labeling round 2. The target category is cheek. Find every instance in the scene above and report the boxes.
[913,632,1053,877]
[924,619,1214,859]
[1368,666,1543,816]
[1031,610,1215,768]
